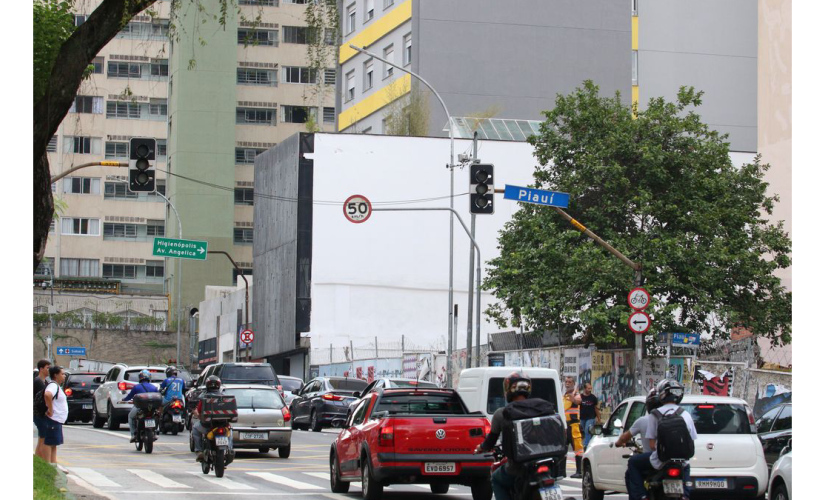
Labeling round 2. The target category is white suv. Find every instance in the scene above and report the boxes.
[581,394,769,499]
[92,364,167,430]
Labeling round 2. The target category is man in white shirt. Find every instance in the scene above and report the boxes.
[627,380,697,500]
[44,366,68,464]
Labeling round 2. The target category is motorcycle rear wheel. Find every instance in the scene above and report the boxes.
[215,449,225,478]
[144,429,154,454]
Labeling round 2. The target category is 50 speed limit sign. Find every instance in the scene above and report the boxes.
[343,195,372,223]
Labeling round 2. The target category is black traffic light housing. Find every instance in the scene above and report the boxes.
[470,163,494,214]
[129,137,156,192]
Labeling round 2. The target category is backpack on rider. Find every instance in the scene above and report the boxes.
[651,379,695,461]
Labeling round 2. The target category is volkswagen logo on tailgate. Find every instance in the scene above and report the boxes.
[435,429,446,440]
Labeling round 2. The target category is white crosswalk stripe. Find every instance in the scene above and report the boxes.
[67,467,121,488]
[126,469,191,489]
[247,472,325,490]
[187,471,256,490]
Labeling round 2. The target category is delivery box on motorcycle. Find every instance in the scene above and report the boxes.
[133,392,164,411]
[502,398,567,464]
[200,395,238,423]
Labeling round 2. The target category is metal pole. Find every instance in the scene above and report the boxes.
[634,268,644,395]
[48,266,55,362]
[467,132,479,366]
[50,161,127,184]
[348,44,456,381]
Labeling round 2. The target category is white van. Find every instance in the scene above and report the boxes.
[456,367,566,426]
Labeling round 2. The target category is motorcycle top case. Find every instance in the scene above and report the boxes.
[132,392,164,411]
[502,399,566,463]
[200,395,238,423]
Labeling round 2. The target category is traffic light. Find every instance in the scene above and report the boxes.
[129,137,156,192]
[470,163,494,214]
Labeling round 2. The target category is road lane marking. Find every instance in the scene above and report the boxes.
[67,475,119,500]
[247,472,324,490]
[127,469,191,488]
[302,472,364,487]
[67,467,121,488]
[187,471,255,490]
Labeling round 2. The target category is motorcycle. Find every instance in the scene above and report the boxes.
[488,446,572,500]
[199,420,235,478]
[619,440,689,499]
[160,398,185,435]
[132,393,163,454]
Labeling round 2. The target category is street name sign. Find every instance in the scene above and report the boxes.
[152,237,208,260]
[628,287,651,310]
[628,311,651,334]
[240,329,254,345]
[671,332,700,348]
[656,333,670,347]
[56,346,86,356]
[503,185,570,208]
[344,195,372,223]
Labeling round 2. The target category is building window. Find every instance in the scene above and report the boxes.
[383,45,394,78]
[364,0,374,21]
[149,101,168,116]
[235,188,254,205]
[47,136,58,153]
[74,15,87,26]
[102,264,137,279]
[324,69,336,85]
[632,50,638,86]
[237,68,278,86]
[241,0,277,5]
[323,107,335,123]
[92,57,104,74]
[345,71,355,102]
[363,59,374,90]
[282,105,315,124]
[346,3,356,34]
[60,258,99,277]
[36,257,55,275]
[146,260,165,277]
[383,0,393,9]
[49,220,56,233]
[103,223,138,238]
[105,142,128,159]
[104,182,138,199]
[234,228,254,244]
[155,179,166,197]
[146,220,165,236]
[107,61,141,78]
[324,28,335,46]
[232,268,253,285]
[235,147,266,164]
[156,139,167,157]
[150,61,169,76]
[403,33,412,66]
[283,26,314,44]
[65,136,101,155]
[70,95,103,114]
[283,66,318,84]
[64,177,100,195]
[238,29,279,46]
[61,217,100,236]
[151,22,169,37]
[106,101,141,119]
[236,107,277,125]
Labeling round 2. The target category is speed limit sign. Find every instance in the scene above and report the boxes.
[343,195,372,223]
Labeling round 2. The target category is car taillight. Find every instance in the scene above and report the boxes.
[118,381,134,391]
[65,388,73,397]
[482,419,492,437]
[282,407,291,422]
[698,405,715,409]
[323,393,343,401]
[667,468,681,478]
[746,406,757,433]
[379,423,394,445]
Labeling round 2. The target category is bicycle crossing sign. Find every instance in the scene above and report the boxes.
[627,287,650,310]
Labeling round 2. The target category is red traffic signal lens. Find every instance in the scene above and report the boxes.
[475,170,490,183]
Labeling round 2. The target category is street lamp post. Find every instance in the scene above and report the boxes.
[348,44,458,367]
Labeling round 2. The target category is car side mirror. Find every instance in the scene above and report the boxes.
[353,391,362,398]
[93,376,103,383]
[331,418,346,428]
[590,424,603,436]
[613,418,623,429]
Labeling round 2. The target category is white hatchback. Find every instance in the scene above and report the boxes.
[581,394,769,499]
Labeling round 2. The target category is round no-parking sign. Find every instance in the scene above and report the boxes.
[240,329,254,345]
[343,195,372,223]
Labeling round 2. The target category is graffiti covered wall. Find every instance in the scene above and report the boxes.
[316,358,404,383]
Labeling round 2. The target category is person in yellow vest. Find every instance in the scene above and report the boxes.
[563,376,584,478]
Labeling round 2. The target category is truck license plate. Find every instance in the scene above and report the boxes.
[539,486,563,500]
[663,480,683,495]
[215,436,229,446]
[144,419,156,428]
[172,415,183,423]
[424,463,456,474]
[696,478,728,489]
[241,432,268,440]
[82,404,92,410]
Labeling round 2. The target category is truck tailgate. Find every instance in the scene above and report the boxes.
[391,416,487,456]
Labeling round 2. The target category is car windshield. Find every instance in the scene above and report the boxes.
[124,370,166,383]
[376,393,467,415]
[328,379,369,391]
[222,366,276,382]
[225,388,284,409]
[487,377,559,414]
[67,374,103,389]
[389,380,439,388]
[281,379,303,392]
[680,403,753,434]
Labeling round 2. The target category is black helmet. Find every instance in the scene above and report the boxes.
[205,375,222,392]
[503,371,532,403]
[645,389,662,412]
[656,378,685,405]
[165,367,175,378]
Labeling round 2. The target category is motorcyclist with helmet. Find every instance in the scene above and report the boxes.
[191,375,234,463]
[123,369,160,443]
[160,367,186,406]
[626,379,697,500]
[473,371,540,500]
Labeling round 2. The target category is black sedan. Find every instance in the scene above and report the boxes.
[755,402,792,468]
[289,377,369,432]
[64,372,106,423]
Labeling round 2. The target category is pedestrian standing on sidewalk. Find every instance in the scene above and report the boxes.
[579,383,601,450]
[43,365,68,464]
[33,359,51,461]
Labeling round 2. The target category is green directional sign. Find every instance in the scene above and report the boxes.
[152,237,208,260]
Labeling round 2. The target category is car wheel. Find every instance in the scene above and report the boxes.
[361,456,383,500]
[106,403,120,430]
[771,482,788,500]
[278,444,291,459]
[582,463,604,500]
[431,483,450,494]
[330,450,350,493]
[311,410,322,432]
[92,403,105,428]
[470,480,492,500]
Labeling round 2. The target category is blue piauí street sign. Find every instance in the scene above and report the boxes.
[671,332,700,347]
[56,346,87,356]
[503,185,570,208]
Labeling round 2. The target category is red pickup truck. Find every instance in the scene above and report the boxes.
[329,387,494,500]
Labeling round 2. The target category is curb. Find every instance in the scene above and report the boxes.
[51,465,76,500]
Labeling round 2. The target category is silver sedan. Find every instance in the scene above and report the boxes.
[223,384,293,457]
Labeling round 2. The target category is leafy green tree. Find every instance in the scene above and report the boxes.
[485,81,791,347]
